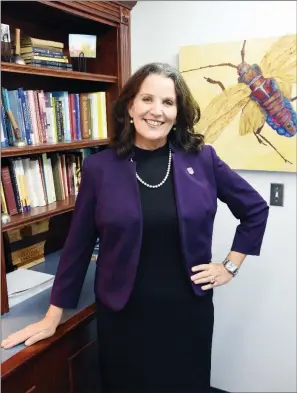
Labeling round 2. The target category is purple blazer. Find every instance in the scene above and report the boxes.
[50,143,269,311]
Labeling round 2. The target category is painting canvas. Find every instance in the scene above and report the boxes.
[179,35,297,172]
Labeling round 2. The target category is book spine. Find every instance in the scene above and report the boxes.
[26,64,73,71]
[1,166,18,215]
[74,94,82,140]
[62,92,71,142]
[1,104,9,148]
[17,88,32,145]
[25,56,68,63]
[8,159,22,214]
[30,47,63,56]
[31,52,65,59]
[1,88,14,145]
[26,91,40,144]
[36,91,47,143]
[24,91,35,145]
[29,59,72,68]
[1,182,8,214]
[79,93,90,139]
[33,91,44,143]
[53,98,63,142]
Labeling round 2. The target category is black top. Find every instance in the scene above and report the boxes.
[130,143,194,301]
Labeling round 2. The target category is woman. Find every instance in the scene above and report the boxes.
[1,63,269,393]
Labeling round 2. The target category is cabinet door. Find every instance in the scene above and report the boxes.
[1,363,36,393]
[68,338,102,393]
[1,345,67,393]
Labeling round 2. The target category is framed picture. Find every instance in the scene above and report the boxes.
[69,34,97,58]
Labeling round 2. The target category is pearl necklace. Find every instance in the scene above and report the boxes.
[131,149,172,189]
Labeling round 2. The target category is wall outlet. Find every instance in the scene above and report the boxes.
[270,183,284,206]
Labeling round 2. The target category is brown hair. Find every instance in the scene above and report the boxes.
[110,62,204,157]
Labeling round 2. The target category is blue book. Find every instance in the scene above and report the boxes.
[74,94,82,140]
[17,88,32,145]
[1,104,9,148]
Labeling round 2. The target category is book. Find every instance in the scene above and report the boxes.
[20,37,64,49]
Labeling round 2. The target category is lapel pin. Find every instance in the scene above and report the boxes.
[187,167,194,175]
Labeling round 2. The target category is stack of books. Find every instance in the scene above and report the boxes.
[20,36,72,71]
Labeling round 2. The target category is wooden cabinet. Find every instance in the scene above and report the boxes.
[1,305,101,393]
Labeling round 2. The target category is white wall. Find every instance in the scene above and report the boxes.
[131,2,297,392]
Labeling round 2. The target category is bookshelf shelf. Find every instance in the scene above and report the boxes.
[2,196,76,232]
[1,138,109,157]
[1,62,118,84]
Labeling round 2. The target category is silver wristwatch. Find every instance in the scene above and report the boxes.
[222,258,239,277]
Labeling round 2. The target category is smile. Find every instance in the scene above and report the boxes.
[144,119,164,127]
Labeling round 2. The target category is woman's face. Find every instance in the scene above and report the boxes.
[128,74,177,149]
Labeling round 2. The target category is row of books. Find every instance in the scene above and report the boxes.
[1,147,101,217]
[1,87,108,148]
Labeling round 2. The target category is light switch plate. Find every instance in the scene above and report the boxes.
[270,183,284,206]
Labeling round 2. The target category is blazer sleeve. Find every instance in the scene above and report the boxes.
[50,156,98,309]
[209,145,269,256]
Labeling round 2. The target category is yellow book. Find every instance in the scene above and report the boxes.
[97,92,107,139]
[14,159,30,212]
[21,37,64,49]
[22,55,68,63]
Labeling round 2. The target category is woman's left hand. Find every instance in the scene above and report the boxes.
[190,263,233,290]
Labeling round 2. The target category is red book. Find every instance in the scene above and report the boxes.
[1,165,18,215]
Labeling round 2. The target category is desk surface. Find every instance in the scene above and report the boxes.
[1,251,96,364]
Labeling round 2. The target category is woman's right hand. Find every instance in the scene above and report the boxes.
[1,306,63,349]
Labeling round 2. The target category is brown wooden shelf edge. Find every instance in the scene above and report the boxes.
[1,303,96,379]
[116,1,138,9]
[1,138,109,157]
[1,62,118,84]
[2,196,77,232]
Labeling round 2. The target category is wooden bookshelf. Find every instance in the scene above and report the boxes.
[2,196,76,232]
[1,0,135,320]
[1,62,118,83]
[1,138,109,157]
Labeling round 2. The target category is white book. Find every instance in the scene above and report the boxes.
[22,158,39,207]
[47,157,57,203]
[42,153,56,204]
[30,158,47,206]
[44,92,57,144]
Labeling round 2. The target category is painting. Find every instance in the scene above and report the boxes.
[179,35,297,172]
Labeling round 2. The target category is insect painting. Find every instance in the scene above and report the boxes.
[180,35,296,169]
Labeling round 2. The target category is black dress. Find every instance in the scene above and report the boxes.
[96,144,214,393]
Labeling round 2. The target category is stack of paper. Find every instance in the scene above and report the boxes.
[7,268,55,307]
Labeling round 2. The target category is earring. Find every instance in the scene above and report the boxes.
[130,118,134,124]
[173,125,176,131]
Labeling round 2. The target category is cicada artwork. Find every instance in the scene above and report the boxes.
[180,35,296,169]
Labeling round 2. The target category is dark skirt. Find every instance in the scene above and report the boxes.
[96,290,214,393]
